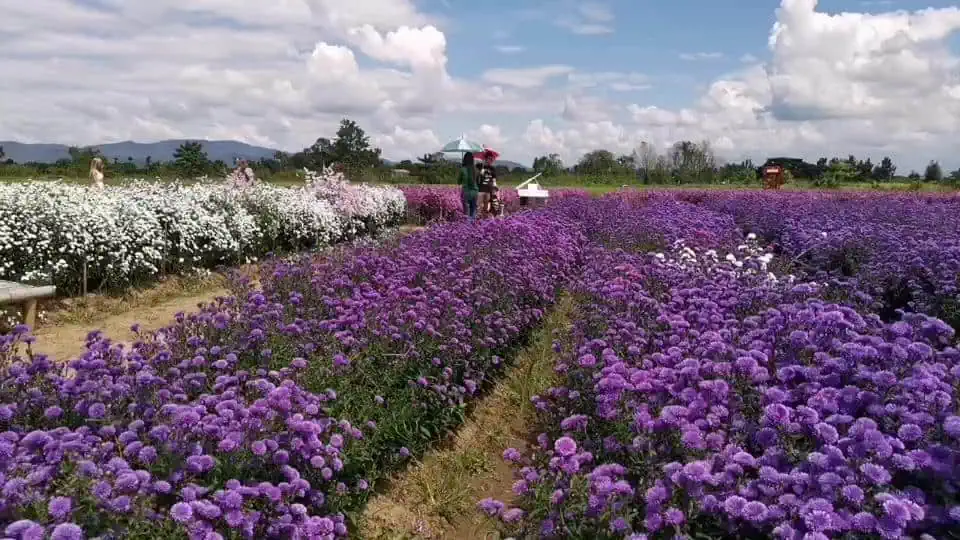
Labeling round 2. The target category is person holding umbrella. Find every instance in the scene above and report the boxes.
[459,151,479,220]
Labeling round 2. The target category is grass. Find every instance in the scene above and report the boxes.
[357,295,574,539]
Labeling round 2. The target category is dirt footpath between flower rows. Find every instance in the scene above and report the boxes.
[359,296,574,539]
[29,288,230,361]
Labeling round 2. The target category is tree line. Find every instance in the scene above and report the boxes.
[2,117,958,187]
[0,119,387,181]
[530,142,960,186]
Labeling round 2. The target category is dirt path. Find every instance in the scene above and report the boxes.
[359,296,573,539]
[30,288,229,361]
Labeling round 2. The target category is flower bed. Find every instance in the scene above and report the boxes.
[0,212,585,538]
[0,178,405,295]
[489,203,960,538]
[698,191,960,327]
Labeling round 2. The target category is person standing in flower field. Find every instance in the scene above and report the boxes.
[89,157,105,189]
[459,152,478,220]
[230,159,257,188]
[477,162,493,217]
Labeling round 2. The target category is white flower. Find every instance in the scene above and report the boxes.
[0,175,405,293]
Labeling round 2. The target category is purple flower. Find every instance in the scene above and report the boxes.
[554,436,577,457]
[742,501,768,522]
[860,463,892,485]
[50,523,83,540]
[578,354,597,367]
[723,495,747,517]
[897,423,923,442]
[502,508,525,523]
[882,499,912,527]
[48,496,72,520]
[813,422,839,444]
[664,507,685,525]
[842,485,864,504]
[944,416,960,438]
[251,440,267,456]
[88,403,106,419]
[851,512,877,532]
[478,498,504,517]
[171,502,193,522]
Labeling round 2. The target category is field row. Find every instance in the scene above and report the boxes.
[489,197,960,539]
[0,176,405,295]
[3,191,960,539]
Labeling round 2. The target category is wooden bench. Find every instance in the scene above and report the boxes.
[0,280,56,328]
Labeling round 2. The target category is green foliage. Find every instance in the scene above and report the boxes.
[924,160,943,182]
[532,153,564,177]
[813,161,858,188]
[173,141,211,178]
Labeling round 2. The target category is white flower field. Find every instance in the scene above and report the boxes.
[0,169,405,295]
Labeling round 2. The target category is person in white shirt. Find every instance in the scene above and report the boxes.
[89,157,105,189]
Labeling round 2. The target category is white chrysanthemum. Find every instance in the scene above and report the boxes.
[0,174,406,294]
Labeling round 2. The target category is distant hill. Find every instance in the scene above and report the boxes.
[0,140,281,165]
[0,139,531,169]
[498,160,529,170]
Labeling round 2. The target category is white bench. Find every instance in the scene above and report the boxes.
[0,281,56,329]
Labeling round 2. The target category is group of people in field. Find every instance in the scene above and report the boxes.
[458,151,503,220]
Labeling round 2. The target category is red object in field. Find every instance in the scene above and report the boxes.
[474,148,499,164]
[763,165,785,190]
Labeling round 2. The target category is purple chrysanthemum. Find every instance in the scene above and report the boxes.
[48,496,72,520]
[170,502,193,522]
[554,436,577,457]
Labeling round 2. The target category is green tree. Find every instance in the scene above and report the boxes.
[815,161,858,188]
[304,137,334,170]
[576,149,619,176]
[417,153,439,165]
[872,156,895,182]
[0,145,4,162]
[924,160,943,182]
[719,161,758,184]
[948,168,960,184]
[532,153,563,176]
[668,141,716,184]
[331,118,381,178]
[173,141,210,178]
[857,158,873,181]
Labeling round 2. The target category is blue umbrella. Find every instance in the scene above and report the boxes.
[440,135,484,155]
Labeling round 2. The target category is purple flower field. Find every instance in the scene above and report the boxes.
[3,189,960,539]
[489,194,960,539]
[0,213,584,539]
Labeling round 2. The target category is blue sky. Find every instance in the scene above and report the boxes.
[440,0,957,112]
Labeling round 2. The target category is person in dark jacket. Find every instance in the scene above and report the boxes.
[459,152,478,220]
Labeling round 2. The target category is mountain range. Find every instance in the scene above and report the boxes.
[0,140,278,165]
[0,139,530,169]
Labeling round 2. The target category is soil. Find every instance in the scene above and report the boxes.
[29,288,229,361]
